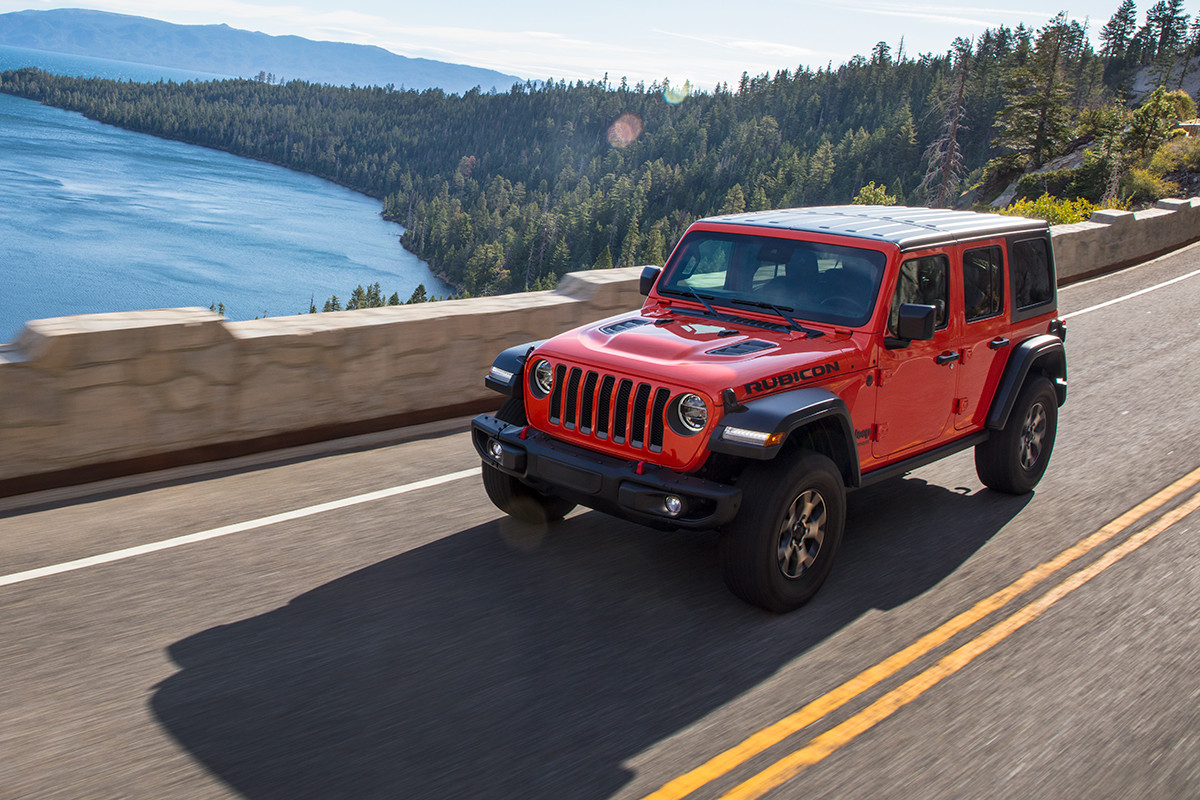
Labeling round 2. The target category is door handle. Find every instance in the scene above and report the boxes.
[936,351,962,365]
[988,337,1011,350]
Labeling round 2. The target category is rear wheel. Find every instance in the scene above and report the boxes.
[975,375,1058,494]
[720,451,845,613]
[481,397,576,524]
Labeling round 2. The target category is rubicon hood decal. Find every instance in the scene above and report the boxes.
[744,361,842,395]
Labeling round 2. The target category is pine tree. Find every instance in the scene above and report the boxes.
[807,141,837,201]
[720,184,746,214]
[1147,0,1191,85]
[994,13,1075,170]
[592,244,613,270]
[1100,0,1137,59]
[921,38,972,207]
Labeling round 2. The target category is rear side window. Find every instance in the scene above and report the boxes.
[889,254,949,334]
[1010,237,1055,317]
[963,246,1004,322]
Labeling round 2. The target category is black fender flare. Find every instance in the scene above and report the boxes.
[986,334,1067,430]
[484,340,546,396]
[708,387,861,487]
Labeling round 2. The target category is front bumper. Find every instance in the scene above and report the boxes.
[471,414,742,530]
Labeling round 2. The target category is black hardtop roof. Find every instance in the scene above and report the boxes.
[699,205,1048,249]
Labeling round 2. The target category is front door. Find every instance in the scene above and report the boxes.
[874,253,960,459]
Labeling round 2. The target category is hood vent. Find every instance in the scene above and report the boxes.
[708,339,776,356]
[598,318,651,335]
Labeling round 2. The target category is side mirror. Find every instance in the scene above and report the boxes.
[639,265,662,296]
[896,303,937,341]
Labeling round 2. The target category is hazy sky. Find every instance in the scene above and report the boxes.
[1,2,1142,86]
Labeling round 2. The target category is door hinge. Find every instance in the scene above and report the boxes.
[872,423,888,441]
[953,397,970,415]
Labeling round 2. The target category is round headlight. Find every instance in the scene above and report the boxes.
[532,359,555,395]
[677,393,709,432]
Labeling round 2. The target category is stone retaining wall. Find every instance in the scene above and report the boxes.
[2,199,1198,490]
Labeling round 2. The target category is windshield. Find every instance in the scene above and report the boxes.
[658,230,887,327]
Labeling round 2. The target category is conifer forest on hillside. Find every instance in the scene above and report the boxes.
[4,2,1200,303]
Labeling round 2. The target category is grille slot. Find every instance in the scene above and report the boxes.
[649,389,671,452]
[612,380,632,444]
[548,364,567,423]
[546,366,673,452]
[579,372,599,434]
[596,376,615,439]
[563,368,582,429]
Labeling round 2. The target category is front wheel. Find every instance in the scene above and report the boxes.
[481,397,576,524]
[975,375,1058,494]
[720,452,846,613]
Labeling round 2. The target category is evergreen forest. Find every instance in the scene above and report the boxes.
[3,1,1200,301]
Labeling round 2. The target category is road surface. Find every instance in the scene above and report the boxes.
[2,246,1199,799]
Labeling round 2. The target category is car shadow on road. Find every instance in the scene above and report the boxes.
[150,477,1030,800]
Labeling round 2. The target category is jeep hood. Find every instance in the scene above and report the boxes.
[534,311,867,398]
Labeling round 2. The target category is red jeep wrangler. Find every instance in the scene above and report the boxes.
[472,206,1067,612]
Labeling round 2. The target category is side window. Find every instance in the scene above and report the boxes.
[1011,237,1054,312]
[889,254,949,334]
[963,246,1004,322]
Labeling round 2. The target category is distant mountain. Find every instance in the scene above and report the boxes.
[0,9,523,93]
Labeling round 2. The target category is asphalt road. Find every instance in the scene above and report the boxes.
[2,247,1200,800]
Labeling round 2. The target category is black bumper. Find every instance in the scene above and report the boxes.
[471,414,742,530]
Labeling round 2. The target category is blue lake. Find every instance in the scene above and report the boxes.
[0,46,451,343]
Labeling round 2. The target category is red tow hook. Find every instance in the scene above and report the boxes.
[519,426,530,440]
[635,460,646,475]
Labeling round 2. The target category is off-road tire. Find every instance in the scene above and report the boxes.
[720,451,845,613]
[481,397,576,524]
[975,375,1058,494]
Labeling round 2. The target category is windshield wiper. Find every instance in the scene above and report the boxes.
[729,298,824,338]
[659,287,799,335]
[665,286,722,318]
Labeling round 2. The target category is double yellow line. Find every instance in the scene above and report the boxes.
[644,465,1200,800]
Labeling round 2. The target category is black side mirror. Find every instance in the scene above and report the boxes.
[639,265,662,296]
[896,303,937,341]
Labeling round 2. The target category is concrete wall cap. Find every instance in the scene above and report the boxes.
[1133,206,1176,220]
[1051,220,1111,235]
[1087,208,1135,225]
[19,307,222,334]
[556,266,644,300]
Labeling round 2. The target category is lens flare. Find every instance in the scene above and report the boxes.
[607,114,643,148]
[663,80,692,105]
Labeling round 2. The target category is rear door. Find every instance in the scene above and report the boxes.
[954,242,1010,430]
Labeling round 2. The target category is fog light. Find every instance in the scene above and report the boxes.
[664,495,683,516]
[488,440,503,461]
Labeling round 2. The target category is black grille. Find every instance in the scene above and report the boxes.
[548,367,672,453]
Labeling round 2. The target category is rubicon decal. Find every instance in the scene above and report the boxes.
[744,361,841,395]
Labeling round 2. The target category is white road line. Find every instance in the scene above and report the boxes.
[1062,266,1200,319]
[0,467,481,589]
